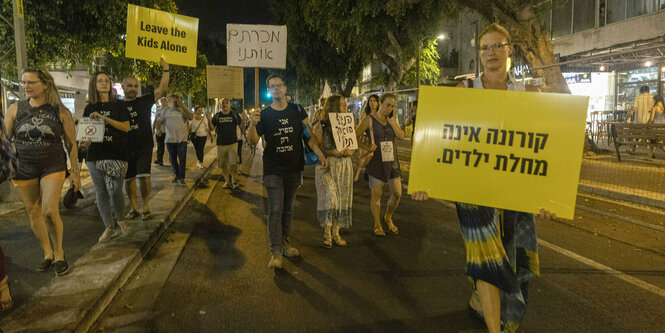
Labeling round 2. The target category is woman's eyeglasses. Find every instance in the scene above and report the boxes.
[479,43,511,52]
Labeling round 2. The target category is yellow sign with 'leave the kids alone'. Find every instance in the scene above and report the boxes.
[125,4,199,67]
[408,85,589,219]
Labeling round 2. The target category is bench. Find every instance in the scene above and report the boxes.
[611,122,665,161]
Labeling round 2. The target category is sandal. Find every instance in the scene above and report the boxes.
[124,210,139,220]
[0,276,13,311]
[387,224,399,235]
[374,227,386,237]
[142,211,152,221]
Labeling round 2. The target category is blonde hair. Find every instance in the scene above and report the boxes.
[479,23,512,44]
[22,67,63,107]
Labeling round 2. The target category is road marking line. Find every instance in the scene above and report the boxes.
[539,239,665,298]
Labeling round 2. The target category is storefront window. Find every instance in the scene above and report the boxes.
[616,67,658,110]
[573,0,596,33]
[606,0,626,24]
[627,0,659,19]
[552,0,573,37]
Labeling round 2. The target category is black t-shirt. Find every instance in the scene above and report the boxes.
[212,111,240,146]
[256,103,307,177]
[83,102,130,162]
[123,92,155,151]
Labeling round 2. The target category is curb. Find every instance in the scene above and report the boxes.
[74,160,217,333]
[0,147,218,333]
[578,184,665,210]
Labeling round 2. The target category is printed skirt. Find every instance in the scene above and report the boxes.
[315,156,353,228]
[455,203,540,333]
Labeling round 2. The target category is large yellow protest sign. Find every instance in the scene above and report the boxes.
[408,85,589,219]
[125,4,199,67]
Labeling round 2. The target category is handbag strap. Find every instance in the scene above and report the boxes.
[192,117,204,133]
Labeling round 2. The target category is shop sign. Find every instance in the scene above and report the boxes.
[565,73,592,84]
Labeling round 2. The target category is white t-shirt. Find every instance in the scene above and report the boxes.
[189,117,209,137]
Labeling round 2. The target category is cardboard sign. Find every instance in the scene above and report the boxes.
[226,24,287,69]
[206,65,244,99]
[408,85,589,219]
[328,113,358,151]
[76,117,105,142]
[125,4,199,67]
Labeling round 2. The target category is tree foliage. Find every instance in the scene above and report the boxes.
[0,0,207,100]
[299,0,453,91]
[271,0,368,99]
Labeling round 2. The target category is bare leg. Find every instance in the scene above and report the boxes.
[138,177,151,212]
[384,178,402,231]
[370,185,384,233]
[16,183,53,260]
[124,179,138,213]
[477,280,501,333]
[40,178,66,261]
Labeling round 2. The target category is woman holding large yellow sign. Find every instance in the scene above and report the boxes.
[413,23,555,333]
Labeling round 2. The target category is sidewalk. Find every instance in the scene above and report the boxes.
[0,141,219,332]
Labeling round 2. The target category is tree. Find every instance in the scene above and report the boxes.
[301,0,453,91]
[453,0,570,94]
[271,0,369,98]
[0,0,207,100]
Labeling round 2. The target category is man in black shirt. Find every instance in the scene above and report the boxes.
[121,58,169,221]
[212,98,244,189]
[248,74,327,269]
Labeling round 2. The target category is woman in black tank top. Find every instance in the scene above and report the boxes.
[3,67,80,276]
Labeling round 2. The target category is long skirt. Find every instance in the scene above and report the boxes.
[456,203,540,333]
[315,156,353,228]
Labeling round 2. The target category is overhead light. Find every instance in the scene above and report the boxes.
[437,34,445,40]
[599,64,605,71]
[644,61,653,67]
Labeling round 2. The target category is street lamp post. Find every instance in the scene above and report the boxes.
[13,0,27,97]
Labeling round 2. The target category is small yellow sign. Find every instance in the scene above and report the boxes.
[125,4,199,67]
[408,85,589,219]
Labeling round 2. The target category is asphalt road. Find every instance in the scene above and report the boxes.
[95,143,665,332]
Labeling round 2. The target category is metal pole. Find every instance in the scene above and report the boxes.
[658,63,663,97]
[13,0,27,97]
[416,39,421,87]
[474,22,480,78]
[254,67,259,110]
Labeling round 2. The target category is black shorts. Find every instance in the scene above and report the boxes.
[125,148,152,179]
[14,146,67,181]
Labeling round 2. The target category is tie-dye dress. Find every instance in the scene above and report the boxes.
[460,74,540,333]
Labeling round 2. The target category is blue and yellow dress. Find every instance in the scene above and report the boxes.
[460,75,540,333]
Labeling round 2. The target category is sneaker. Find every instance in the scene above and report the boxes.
[282,241,300,258]
[268,253,283,269]
[154,160,163,166]
[117,220,130,235]
[54,259,70,276]
[196,162,204,169]
[98,227,119,242]
[177,179,186,187]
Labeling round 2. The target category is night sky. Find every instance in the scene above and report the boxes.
[175,0,275,106]
[175,0,273,42]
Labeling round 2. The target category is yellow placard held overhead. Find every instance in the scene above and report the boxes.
[408,86,589,219]
[125,4,199,67]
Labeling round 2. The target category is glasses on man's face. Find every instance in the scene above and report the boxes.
[268,83,284,90]
[20,80,42,86]
[479,42,510,53]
